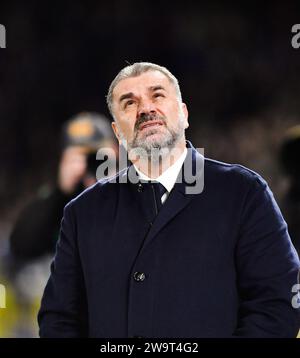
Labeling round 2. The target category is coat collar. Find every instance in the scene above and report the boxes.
[124,141,205,251]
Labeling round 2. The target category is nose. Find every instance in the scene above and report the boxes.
[137,97,156,117]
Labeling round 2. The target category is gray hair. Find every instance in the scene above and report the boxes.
[106,62,182,117]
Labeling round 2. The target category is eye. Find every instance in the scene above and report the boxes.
[153,92,165,99]
[124,100,135,108]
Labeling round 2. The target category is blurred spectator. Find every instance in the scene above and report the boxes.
[4,112,117,337]
[279,125,300,255]
[9,112,117,261]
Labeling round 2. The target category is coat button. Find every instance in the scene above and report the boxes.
[133,272,146,282]
[137,183,143,192]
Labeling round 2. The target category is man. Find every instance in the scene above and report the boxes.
[38,62,300,337]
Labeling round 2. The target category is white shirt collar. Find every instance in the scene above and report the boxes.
[133,147,187,193]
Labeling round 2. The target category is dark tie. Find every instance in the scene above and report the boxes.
[151,182,167,212]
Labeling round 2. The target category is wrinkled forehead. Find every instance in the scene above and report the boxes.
[112,70,176,100]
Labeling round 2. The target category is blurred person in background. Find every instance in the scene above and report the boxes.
[280,125,300,255]
[10,112,117,261]
[4,112,117,337]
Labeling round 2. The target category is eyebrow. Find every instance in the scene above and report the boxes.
[119,92,134,103]
[118,86,167,103]
[149,85,166,92]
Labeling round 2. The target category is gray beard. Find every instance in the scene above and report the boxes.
[126,115,186,162]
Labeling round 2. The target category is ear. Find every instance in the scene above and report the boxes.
[111,121,121,142]
[181,103,189,129]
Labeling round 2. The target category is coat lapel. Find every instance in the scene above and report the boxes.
[140,143,205,251]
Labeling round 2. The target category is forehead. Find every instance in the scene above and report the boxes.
[113,70,175,99]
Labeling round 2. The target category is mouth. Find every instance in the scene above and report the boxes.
[139,120,165,131]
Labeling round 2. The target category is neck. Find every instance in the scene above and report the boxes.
[132,140,186,179]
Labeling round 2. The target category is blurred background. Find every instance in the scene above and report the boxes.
[1,0,300,337]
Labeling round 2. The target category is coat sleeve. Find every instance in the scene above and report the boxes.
[234,175,300,337]
[38,201,88,337]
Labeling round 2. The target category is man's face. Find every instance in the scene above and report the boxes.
[111,70,189,156]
